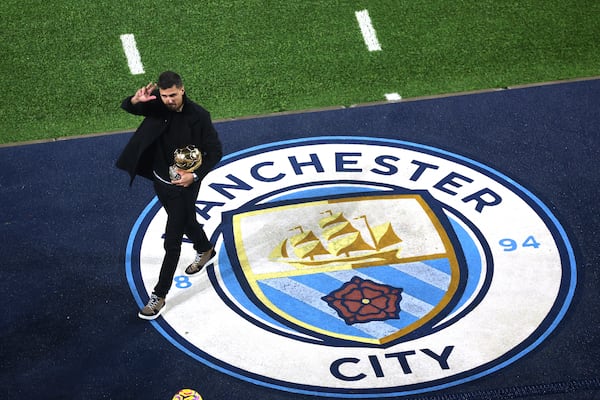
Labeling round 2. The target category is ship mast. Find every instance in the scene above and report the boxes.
[355,215,378,250]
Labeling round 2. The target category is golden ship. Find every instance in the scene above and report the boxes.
[269,210,403,269]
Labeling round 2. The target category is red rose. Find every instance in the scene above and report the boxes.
[322,276,402,325]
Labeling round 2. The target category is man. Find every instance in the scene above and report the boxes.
[117,71,223,320]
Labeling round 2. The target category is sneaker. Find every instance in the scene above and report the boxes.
[185,247,216,275]
[138,294,166,320]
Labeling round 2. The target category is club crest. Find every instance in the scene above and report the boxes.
[224,192,466,345]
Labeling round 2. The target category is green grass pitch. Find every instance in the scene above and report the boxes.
[1,1,599,144]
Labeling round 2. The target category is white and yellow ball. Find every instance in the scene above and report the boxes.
[172,388,202,400]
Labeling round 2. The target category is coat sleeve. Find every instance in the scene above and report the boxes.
[191,110,223,181]
[121,90,164,116]
[115,117,163,184]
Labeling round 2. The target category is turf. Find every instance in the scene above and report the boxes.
[1,0,599,144]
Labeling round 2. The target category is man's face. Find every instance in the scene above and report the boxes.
[159,85,185,111]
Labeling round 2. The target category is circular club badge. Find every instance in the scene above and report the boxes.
[126,137,576,398]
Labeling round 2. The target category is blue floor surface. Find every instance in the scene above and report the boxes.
[1,79,599,399]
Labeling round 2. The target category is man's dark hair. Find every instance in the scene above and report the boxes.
[157,71,183,89]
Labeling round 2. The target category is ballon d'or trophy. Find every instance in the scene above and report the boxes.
[169,145,203,180]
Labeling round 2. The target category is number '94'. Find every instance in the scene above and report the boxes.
[499,236,541,251]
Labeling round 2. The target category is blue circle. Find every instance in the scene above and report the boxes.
[125,136,577,398]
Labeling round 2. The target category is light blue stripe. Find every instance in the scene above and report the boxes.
[389,261,451,290]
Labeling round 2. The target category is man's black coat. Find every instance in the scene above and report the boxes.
[116,92,222,185]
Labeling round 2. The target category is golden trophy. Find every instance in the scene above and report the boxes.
[169,145,203,180]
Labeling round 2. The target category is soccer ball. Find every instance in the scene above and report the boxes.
[172,388,203,400]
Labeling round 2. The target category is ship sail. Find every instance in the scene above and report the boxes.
[290,229,329,260]
[322,221,358,241]
[290,230,319,247]
[327,231,375,257]
[293,240,330,260]
[370,222,402,249]
[319,212,347,228]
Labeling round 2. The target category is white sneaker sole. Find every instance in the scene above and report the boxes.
[137,303,166,320]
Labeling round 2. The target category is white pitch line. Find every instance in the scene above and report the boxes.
[355,9,381,52]
[385,92,402,101]
[120,34,145,75]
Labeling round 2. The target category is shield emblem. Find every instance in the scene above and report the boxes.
[223,191,466,345]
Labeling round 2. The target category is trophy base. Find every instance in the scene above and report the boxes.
[169,165,181,181]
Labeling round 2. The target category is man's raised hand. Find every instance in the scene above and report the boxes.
[131,82,157,104]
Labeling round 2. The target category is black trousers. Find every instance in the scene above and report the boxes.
[152,179,212,298]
